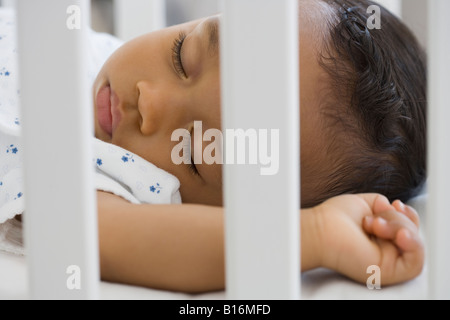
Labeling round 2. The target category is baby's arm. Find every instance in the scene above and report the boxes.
[97,191,320,293]
[98,191,424,293]
[97,191,225,293]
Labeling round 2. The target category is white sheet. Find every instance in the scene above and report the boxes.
[0,251,427,300]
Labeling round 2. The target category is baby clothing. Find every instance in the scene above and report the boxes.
[0,8,182,255]
[94,138,182,205]
[0,9,25,232]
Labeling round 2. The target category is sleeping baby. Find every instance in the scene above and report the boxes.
[0,0,426,293]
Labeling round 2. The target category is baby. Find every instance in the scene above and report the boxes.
[94,0,426,292]
[0,0,426,294]
[94,0,426,209]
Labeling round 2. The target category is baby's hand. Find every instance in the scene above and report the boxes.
[315,194,424,286]
[362,198,424,285]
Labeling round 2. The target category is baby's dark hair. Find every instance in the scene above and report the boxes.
[305,0,427,207]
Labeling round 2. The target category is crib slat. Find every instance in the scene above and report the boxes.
[401,0,427,49]
[113,0,166,42]
[427,0,450,300]
[0,0,15,8]
[375,0,402,17]
[221,0,300,299]
[17,0,98,299]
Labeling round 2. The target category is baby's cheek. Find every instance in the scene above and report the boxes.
[183,179,222,206]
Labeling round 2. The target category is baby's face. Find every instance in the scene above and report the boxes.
[93,14,327,206]
[94,17,223,205]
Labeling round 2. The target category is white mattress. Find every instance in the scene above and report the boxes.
[0,251,427,300]
[0,192,428,300]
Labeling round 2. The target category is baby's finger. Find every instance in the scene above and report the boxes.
[372,216,395,239]
[392,200,406,214]
[380,227,425,285]
[372,194,395,214]
[404,205,420,228]
[371,210,417,240]
[392,200,420,228]
[395,228,425,280]
[396,228,421,253]
[363,216,375,234]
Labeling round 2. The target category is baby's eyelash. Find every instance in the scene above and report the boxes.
[189,162,200,176]
[188,136,200,177]
[172,32,187,78]
[182,126,200,176]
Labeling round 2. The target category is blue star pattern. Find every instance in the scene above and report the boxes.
[14,192,23,200]
[121,153,135,163]
[0,67,10,77]
[92,138,183,204]
[6,144,18,154]
[150,183,162,194]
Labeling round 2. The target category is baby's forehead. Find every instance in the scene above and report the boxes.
[299,0,335,37]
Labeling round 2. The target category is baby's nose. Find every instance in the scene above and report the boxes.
[136,81,163,136]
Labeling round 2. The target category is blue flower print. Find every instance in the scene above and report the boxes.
[96,158,103,166]
[6,144,18,154]
[0,67,10,77]
[14,118,20,125]
[14,192,23,200]
[150,183,162,194]
[121,153,135,163]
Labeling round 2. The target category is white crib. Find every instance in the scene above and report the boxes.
[0,0,448,300]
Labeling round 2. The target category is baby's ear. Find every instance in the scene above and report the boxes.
[373,194,395,213]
